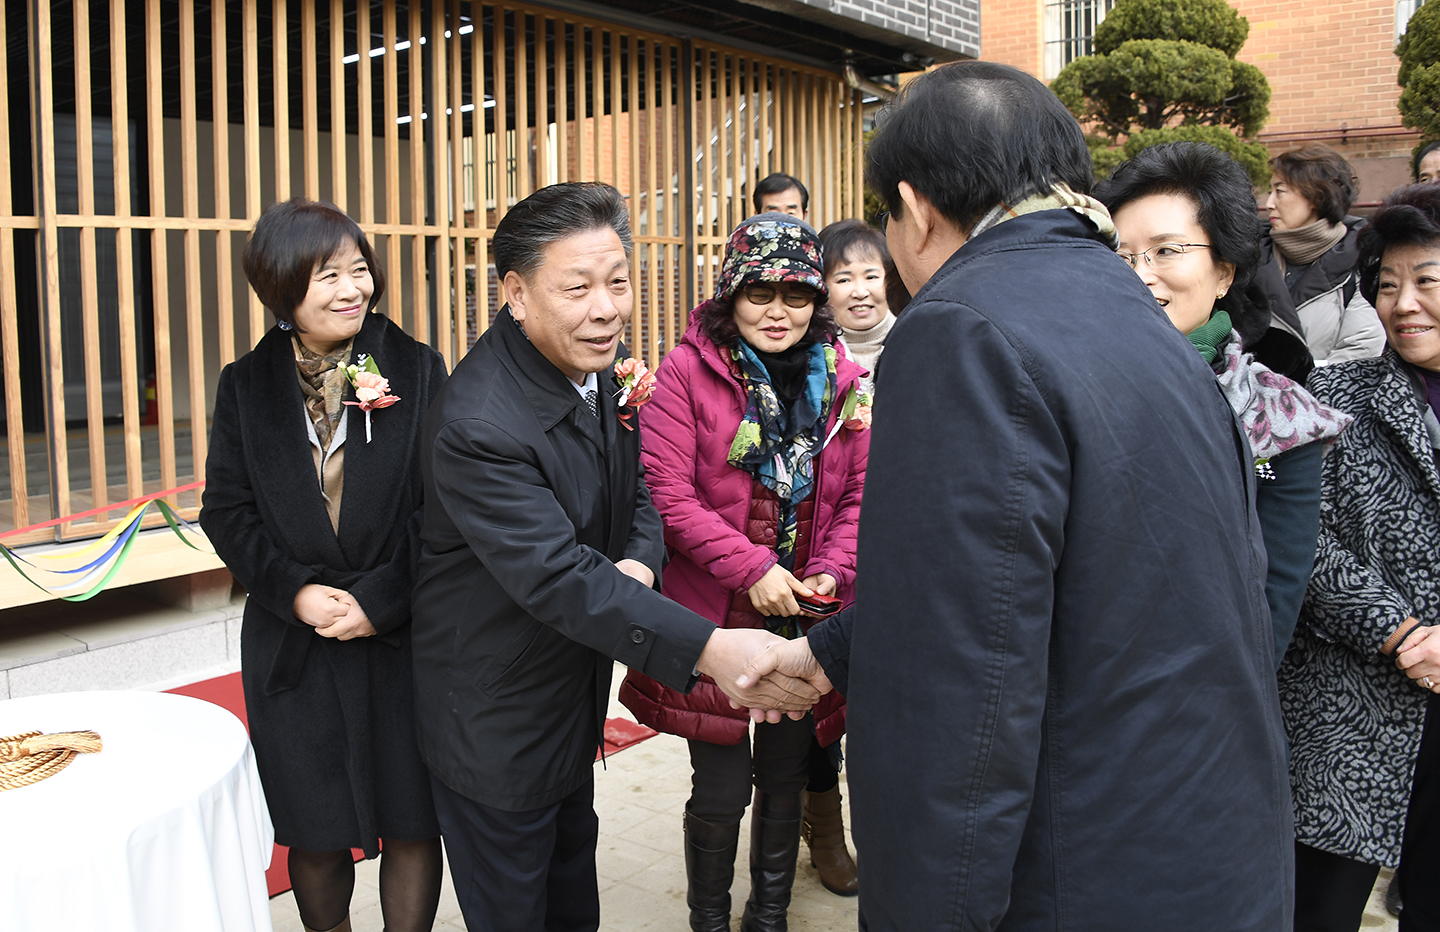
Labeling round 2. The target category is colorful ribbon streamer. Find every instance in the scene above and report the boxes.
[0,486,212,603]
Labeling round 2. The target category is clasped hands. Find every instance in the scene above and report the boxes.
[692,564,838,723]
[293,583,377,640]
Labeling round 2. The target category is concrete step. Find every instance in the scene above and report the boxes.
[0,584,244,700]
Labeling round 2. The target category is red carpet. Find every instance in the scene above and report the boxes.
[167,671,657,896]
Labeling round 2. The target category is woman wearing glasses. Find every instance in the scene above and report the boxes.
[1096,142,1350,668]
[619,212,868,932]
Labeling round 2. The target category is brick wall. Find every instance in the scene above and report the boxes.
[793,0,981,58]
[980,0,1419,199]
[979,0,1044,75]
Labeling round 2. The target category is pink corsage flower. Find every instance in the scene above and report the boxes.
[342,354,401,442]
[613,357,658,431]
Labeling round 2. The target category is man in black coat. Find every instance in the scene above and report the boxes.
[411,183,816,932]
[738,63,1293,930]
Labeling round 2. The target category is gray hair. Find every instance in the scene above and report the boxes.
[493,182,633,281]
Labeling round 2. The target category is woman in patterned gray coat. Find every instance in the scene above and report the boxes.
[1283,183,1440,932]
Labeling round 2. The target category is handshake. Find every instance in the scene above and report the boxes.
[695,628,835,723]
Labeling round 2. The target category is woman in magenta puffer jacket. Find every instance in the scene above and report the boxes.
[620,213,869,932]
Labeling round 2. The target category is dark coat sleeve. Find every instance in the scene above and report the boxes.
[807,607,852,697]
[430,415,713,692]
[1256,441,1323,667]
[347,347,450,635]
[199,363,323,624]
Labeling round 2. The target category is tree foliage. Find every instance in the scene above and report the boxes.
[1051,0,1271,184]
[1397,0,1440,147]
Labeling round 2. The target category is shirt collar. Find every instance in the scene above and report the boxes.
[572,370,598,398]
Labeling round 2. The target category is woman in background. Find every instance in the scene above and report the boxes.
[201,199,448,932]
[1416,141,1440,184]
[1258,143,1385,365]
[620,212,869,932]
[822,219,894,398]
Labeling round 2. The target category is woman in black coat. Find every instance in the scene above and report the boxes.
[200,199,448,932]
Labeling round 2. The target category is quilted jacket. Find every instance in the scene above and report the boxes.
[618,313,868,747]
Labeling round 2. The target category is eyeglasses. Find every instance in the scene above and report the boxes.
[872,210,890,234]
[1115,243,1212,269]
[741,284,814,308]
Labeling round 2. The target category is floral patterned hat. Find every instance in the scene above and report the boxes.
[714,211,827,305]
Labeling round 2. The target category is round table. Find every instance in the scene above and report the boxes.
[0,690,274,932]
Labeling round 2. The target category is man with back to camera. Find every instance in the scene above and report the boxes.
[410,182,818,932]
[736,61,1294,931]
[753,172,808,219]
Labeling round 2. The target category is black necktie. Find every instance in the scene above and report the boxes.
[584,389,599,418]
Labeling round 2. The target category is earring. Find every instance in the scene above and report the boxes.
[278,319,293,331]
[1216,290,1227,300]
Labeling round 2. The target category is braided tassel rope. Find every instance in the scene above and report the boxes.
[0,730,103,791]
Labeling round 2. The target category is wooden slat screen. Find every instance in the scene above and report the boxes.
[0,0,864,545]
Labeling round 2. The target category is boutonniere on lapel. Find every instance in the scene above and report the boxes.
[839,386,872,431]
[612,356,658,431]
[341,354,400,443]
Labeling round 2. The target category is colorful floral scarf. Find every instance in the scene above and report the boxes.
[727,340,837,567]
[1212,327,1352,463]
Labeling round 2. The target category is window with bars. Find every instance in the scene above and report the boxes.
[1399,0,1427,41]
[1044,0,1119,79]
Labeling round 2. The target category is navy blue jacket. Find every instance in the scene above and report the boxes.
[812,210,1292,931]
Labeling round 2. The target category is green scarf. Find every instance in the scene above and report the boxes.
[1188,309,1232,364]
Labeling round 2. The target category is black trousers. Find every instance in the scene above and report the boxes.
[1398,692,1440,932]
[430,774,600,932]
[686,713,812,825]
[1294,692,1440,932]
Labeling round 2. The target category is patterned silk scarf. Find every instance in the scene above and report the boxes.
[727,340,837,565]
[293,336,354,450]
[966,181,1119,248]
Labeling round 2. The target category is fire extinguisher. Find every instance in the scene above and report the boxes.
[142,372,158,426]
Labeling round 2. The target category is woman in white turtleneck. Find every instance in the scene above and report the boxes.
[820,219,896,395]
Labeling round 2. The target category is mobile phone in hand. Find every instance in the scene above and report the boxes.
[795,593,843,616]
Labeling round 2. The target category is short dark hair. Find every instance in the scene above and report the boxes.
[818,219,891,273]
[1357,183,1440,306]
[1270,144,1358,224]
[865,61,1093,232]
[1415,141,1440,181]
[493,182,632,281]
[242,198,385,328]
[1096,142,1266,344]
[753,173,809,213]
[693,294,839,350]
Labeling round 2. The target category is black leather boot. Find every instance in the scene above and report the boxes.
[740,790,803,932]
[685,810,741,932]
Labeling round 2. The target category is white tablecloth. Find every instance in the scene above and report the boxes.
[0,691,274,932]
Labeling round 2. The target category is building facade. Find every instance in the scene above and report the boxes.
[0,0,976,609]
[981,0,1423,200]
